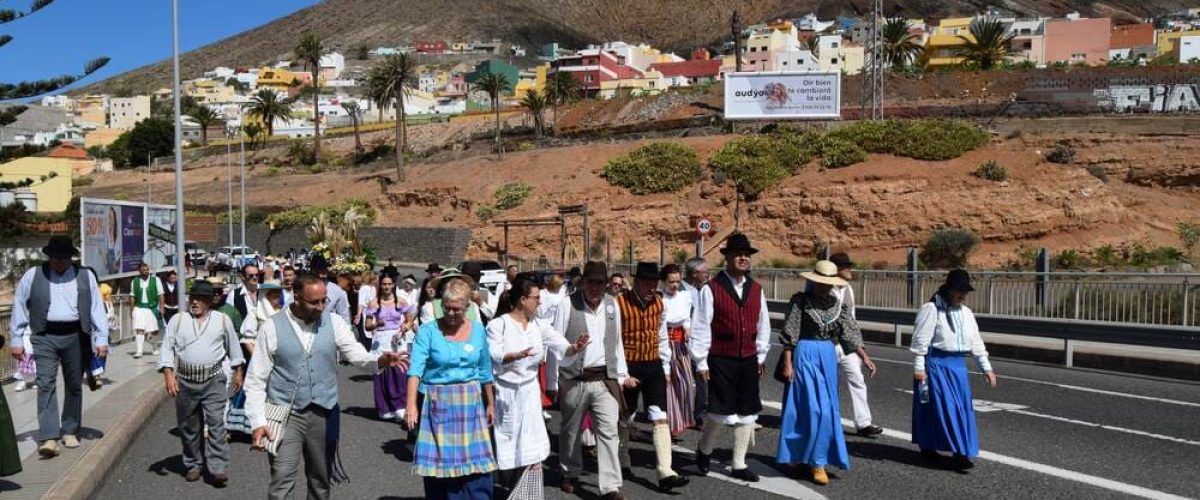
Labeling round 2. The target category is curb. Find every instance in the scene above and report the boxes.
[41,368,168,500]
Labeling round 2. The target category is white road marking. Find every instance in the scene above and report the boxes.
[893,389,1028,412]
[1006,409,1200,447]
[761,399,1193,500]
[870,356,1200,408]
[670,444,826,499]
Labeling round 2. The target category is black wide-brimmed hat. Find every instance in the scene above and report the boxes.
[944,269,976,292]
[187,280,220,297]
[829,252,855,269]
[42,235,79,257]
[633,262,660,280]
[425,263,442,274]
[720,233,759,256]
[582,261,608,281]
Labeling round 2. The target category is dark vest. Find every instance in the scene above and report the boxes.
[708,272,762,359]
[26,264,95,335]
[560,291,621,381]
[233,287,251,319]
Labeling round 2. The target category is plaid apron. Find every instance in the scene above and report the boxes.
[413,382,497,478]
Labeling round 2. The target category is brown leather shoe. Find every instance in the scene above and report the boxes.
[560,478,577,494]
[185,469,202,482]
[602,492,626,500]
[211,472,228,487]
[811,467,829,486]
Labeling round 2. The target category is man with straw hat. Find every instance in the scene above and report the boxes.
[690,233,771,482]
[8,235,109,459]
[158,280,246,486]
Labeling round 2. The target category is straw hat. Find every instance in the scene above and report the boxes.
[801,260,849,287]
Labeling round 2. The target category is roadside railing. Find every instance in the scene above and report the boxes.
[0,296,135,382]
[0,304,13,383]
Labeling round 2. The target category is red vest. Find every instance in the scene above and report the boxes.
[708,273,762,359]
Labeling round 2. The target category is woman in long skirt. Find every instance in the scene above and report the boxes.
[777,261,862,486]
[660,265,695,435]
[1,335,22,477]
[910,269,997,471]
[487,276,587,499]
[366,275,415,421]
[406,279,497,499]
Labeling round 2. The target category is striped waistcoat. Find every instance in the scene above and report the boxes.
[617,291,663,363]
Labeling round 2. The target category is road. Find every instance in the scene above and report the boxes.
[96,342,1200,499]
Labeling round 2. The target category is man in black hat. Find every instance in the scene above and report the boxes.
[8,235,109,458]
[615,262,688,491]
[689,233,771,482]
[424,262,442,278]
[827,253,882,437]
[158,280,246,485]
[381,258,400,281]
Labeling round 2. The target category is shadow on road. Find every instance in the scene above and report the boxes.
[148,454,189,477]
[381,438,414,462]
[0,479,21,492]
[847,440,961,472]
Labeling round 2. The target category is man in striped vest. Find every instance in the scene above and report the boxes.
[616,262,689,492]
[690,233,771,482]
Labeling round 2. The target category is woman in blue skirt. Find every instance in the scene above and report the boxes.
[910,269,997,471]
[777,261,863,486]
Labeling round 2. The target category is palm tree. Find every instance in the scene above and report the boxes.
[955,17,1015,70]
[882,17,924,68]
[243,123,263,150]
[802,36,820,58]
[187,105,221,146]
[367,53,417,180]
[246,89,293,138]
[341,101,364,154]
[521,90,548,138]
[472,72,511,159]
[544,71,580,132]
[294,32,325,159]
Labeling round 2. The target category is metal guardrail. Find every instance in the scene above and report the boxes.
[0,296,135,382]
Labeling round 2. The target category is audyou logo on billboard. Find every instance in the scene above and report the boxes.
[724,71,841,120]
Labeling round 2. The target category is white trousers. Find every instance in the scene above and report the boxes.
[836,343,872,429]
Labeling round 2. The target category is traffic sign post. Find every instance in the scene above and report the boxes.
[695,217,713,257]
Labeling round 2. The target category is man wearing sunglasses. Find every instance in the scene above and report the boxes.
[228,263,261,320]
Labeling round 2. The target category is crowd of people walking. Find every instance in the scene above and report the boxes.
[1,233,999,498]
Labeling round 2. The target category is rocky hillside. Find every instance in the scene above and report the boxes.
[82,0,1189,95]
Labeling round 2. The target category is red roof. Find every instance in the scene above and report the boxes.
[650,59,722,79]
[47,144,89,159]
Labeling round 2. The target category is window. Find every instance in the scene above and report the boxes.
[782,61,787,66]
[831,42,839,48]
[831,58,839,64]
[584,75,593,83]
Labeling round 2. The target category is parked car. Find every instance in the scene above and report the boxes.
[184,241,208,267]
[213,245,259,271]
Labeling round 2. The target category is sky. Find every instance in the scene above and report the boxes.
[2,0,320,94]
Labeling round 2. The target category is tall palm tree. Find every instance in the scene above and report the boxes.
[472,72,511,159]
[544,71,580,132]
[246,89,293,138]
[243,123,263,150]
[955,17,1015,70]
[521,90,548,138]
[341,101,364,154]
[367,53,417,180]
[802,36,820,58]
[187,105,221,146]
[882,17,924,68]
[294,32,324,159]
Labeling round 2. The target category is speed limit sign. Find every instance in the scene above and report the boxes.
[696,217,713,236]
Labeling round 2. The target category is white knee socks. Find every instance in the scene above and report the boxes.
[135,333,145,355]
[698,419,721,455]
[732,423,754,470]
[653,423,676,478]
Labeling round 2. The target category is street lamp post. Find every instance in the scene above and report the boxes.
[239,105,246,254]
[226,141,233,248]
[170,0,187,307]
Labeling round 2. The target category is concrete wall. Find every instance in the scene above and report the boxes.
[210,225,472,264]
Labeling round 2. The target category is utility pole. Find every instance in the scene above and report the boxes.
[732,11,744,72]
[239,105,246,252]
[170,0,187,309]
[226,142,233,247]
[860,0,885,120]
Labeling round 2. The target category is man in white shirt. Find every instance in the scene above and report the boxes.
[244,274,407,499]
[828,253,881,437]
[681,257,709,425]
[158,280,245,486]
[227,263,260,321]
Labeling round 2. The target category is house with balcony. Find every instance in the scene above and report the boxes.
[650,58,723,87]
[551,48,623,97]
[741,21,808,71]
[513,64,549,99]
[1109,23,1157,61]
[1043,15,1112,66]
[925,17,975,67]
[185,79,237,104]
[256,67,304,92]
[1158,29,1200,57]
[598,41,681,72]
[1007,18,1047,66]
[466,59,520,95]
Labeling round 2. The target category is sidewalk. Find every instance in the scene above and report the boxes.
[2,341,167,499]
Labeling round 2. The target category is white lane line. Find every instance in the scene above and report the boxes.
[669,444,826,499]
[761,400,1192,500]
[892,389,1028,412]
[870,357,1200,409]
[1006,409,1200,447]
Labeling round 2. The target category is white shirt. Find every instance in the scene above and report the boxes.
[832,284,857,320]
[240,299,281,343]
[9,265,110,347]
[689,271,772,372]
[357,285,377,312]
[662,289,693,328]
[537,288,566,330]
[398,287,420,308]
[554,297,629,386]
[243,308,379,430]
[158,310,244,370]
[487,314,570,386]
[910,297,992,374]
[227,285,258,311]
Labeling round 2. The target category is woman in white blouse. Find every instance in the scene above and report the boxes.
[487,276,588,498]
[910,269,997,471]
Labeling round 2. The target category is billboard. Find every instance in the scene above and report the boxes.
[723,71,841,120]
[81,198,177,281]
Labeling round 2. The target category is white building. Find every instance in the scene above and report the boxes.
[771,48,820,71]
[1181,35,1200,63]
[817,35,864,75]
[40,95,73,109]
[109,96,151,131]
[418,73,439,93]
[234,72,259,90]
[205,66,236,79]
[319,52,345,80]
[795,13,835,33]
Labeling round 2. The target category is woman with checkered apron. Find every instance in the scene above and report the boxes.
[406,279,496,499]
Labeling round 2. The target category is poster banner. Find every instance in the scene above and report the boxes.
[723,71,841,120]
[81,198,176,281]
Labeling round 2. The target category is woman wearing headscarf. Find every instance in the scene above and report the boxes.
[487,276,588,499]
[777,261,862,486]
[227,280,285,435]
[406,278,496,499]
[910,269,997,471]
[364,274,416,421]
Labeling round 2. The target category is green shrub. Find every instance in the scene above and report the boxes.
[671,248,690,264]
[287,140,317,166]
[1054,249,1089,270]
[1091,245,1119,267]
[766,127,820,170]
[602,142,703,194]
[518,141,536,152]
[113,192,129,201]
[819,136,868,169]
[1086,164,1107,182]
[263,199,376,229]
[355,143,394,165]
[308,164,325,174]
[71,176,95,187]
[266,166,280,176]
[1046,144,1075,164]
[971,160,1007,181]
[492,182,532,210]
[920,228,980,269]
[895,119,990,161]
[709,136,790,198]
[475,204,499,221]
[828,120,908,154]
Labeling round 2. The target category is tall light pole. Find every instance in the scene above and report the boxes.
[170,0,187,307]
[226,141,233,248]
[238,105,246,253]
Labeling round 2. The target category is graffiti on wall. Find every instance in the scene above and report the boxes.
[1095,84,1200,113]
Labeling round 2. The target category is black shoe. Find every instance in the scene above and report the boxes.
[658,474,690,491]
[920,449,942,462]
[621,467,634,478]
[695,452,711,476]
[952,454,975,470]
[857,425,883,437]
[729,467,760,482]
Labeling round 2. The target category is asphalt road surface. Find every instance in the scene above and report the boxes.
[96,343,1200,499]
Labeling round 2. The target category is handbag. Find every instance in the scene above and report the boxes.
[262,340,313,456]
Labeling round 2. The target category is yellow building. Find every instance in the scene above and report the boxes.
[1158,30,1200,57]
[597,69,666,99]
[0,153,84,213]
[513,64,549,99]
[256,67,302,92]
[925,17,975,67]
[73,94,109,128]
[184,79,237,104]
